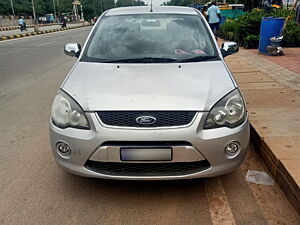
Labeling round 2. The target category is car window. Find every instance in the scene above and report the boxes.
[82,14,219,63]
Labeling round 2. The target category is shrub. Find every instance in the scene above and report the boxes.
[243,35,260,49]
[219,8,300,47]
[282,20,300,47]
[232,9,263,43]
[218,19,236,40]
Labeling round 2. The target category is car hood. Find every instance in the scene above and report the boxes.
[62,61,235,111]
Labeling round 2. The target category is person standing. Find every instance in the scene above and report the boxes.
[262,0,273,13]
[206,2,221,37]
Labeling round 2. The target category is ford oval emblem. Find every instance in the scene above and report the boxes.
[136,116,157,125]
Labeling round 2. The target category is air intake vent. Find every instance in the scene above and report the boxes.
[97,111,196,127]
[85,160,210,176]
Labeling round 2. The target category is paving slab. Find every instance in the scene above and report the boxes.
[239,82,283,90]
[249,108,300,137]
[249,48,300,74]
[242,89,300,109]
[238,50,300,91]
[232,71,275,83]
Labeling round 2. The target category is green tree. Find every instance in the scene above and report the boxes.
[164,0,194,6]
[116,0,145,7]
[0,0,146,19]
[0,0,11,15]
[14,0,32,15]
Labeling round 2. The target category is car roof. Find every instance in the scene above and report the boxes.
[105,6,198,16]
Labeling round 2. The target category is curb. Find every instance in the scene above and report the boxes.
[0,25,34,31]
[250,124,300,214]
[0,22,83,31]
[0,24,91,41]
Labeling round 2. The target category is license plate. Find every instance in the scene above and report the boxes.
[120,148,172,161]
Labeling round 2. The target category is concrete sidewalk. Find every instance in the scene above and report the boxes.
[249,48,300,75]
[225,47,300,213]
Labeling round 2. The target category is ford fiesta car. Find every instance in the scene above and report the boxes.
[49,6,249,180]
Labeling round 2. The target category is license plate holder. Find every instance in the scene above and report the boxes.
[120,148,172,161]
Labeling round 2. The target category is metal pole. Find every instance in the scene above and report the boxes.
[31,0,37,23]
[73,4,77,21]
[99,0,103,13]
[9,0,15,16]
[76,5,79,21]
[31,0,40,31]
[56,0,60,16]
[52,0,57,19]
[80,4,84,21]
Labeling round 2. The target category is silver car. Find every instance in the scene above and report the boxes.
[49,6,249,180]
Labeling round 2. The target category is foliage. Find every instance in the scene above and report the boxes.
[244,34,260,42]
[243,34,260,48]
[0,0,145,20]
[163,0,191,6]
[220,9,300,47]
[218,19,236,40]
[81,0,145,21]
[282,20,300,47]
[0,0,54,16]
[230,9,263,43]
[81,0,115,21]
[164,0,261,10]
[116,0,145,7]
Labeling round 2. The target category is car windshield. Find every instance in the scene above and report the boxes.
[82,14,219,63]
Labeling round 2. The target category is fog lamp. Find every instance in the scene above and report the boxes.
[57,142,71,155]
[225,142,240,155]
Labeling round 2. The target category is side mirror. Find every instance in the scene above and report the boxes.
[221,42,239,57]
[64,43,81,58]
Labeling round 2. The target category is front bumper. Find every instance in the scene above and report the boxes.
[49,112,250,180]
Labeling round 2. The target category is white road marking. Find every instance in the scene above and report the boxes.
[5,48,26,54]
[205,177,236,225]
[37,42,52,47]
[71,34,81,39]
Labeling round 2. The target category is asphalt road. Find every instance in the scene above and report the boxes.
[0,27,299,225]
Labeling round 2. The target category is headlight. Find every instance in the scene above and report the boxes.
[51,90,90,129]
[204,89,246,129]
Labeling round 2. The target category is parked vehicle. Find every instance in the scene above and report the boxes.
[45,13,54,23]
[49,6,249,180]
[38,17,47,24]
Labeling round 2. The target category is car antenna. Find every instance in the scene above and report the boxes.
[150,0,153,12]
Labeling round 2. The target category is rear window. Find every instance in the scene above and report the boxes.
[82,14,219,63]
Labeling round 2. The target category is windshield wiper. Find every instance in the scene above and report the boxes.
[178,55,219,63]
[102,57,178,63]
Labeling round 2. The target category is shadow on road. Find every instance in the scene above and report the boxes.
[59,170,209,196]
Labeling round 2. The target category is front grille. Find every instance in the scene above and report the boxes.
[97,111,196,127]
[85,160,210,176]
